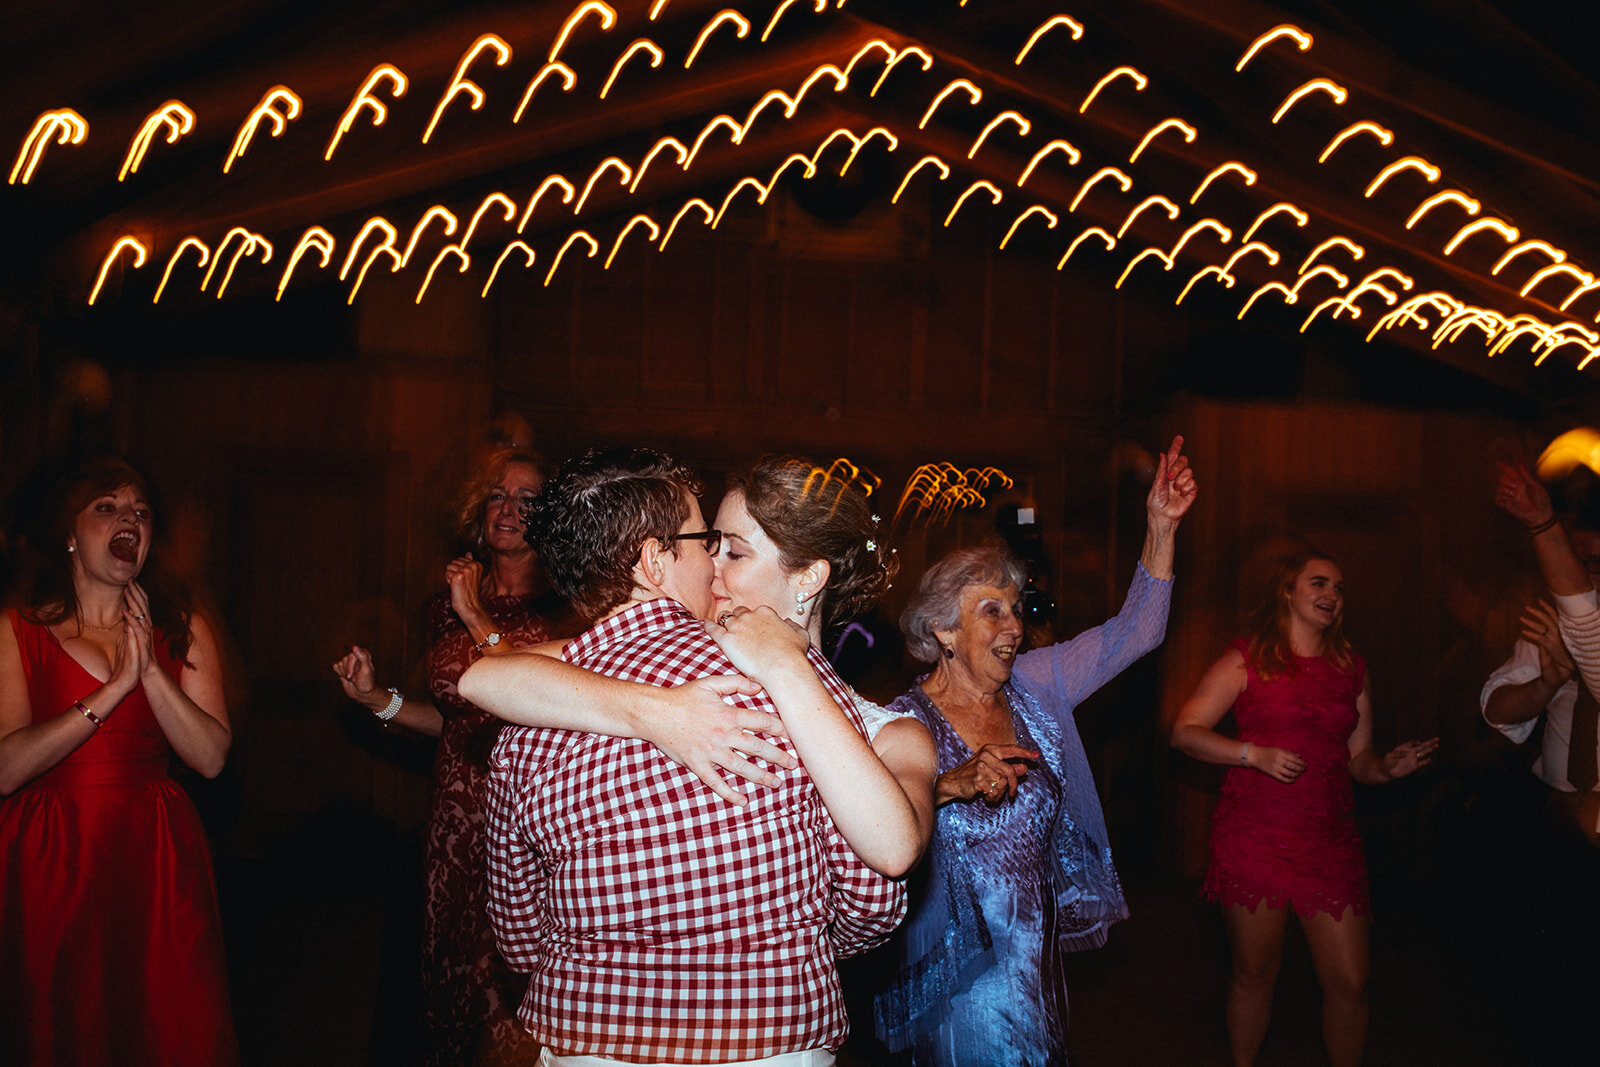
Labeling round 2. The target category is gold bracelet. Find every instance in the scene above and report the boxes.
[74,700,104,727]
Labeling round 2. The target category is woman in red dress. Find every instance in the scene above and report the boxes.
[1172,548,1436,1067]
[334,449,559,1065]
[0,456,237,1066]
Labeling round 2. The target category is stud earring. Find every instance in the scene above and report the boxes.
[795,591,807,618]
[67,544,75,554]
[942,645,954,660]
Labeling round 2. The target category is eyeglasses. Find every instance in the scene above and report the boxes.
[666,529,722,556]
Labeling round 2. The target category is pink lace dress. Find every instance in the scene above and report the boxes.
[421,591,552,1065]
[1203,639,1369,919]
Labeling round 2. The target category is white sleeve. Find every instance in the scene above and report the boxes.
[848,688,913,742]
[1480,640,1544,745]
[1555,588,1600,707]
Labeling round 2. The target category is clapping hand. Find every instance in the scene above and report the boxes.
[1520,599,1575,686]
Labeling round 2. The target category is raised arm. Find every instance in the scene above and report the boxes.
[1494,461,1588,596]
[1171,647,1305,784]
[1141,433,1199,581]
[712,606,934,876]
[458,647,793,805]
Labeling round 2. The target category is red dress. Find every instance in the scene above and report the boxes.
[421,591,551,1065]
[1203,638,1369,919]
[0,610,238,1066]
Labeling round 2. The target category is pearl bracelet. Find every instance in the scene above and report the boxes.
[375,688,403,722]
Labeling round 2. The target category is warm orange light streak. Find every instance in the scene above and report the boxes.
[842,40,895,82]
[348,246,400,305]
[1240,202,1307,244]
[340,217,400,281]
[803,128,864,172]
[223,87,300,173]
[1533,322,1600,362]
[869,46,933,96]
[400,207,460,268]
[793,63,848,107]
[1488,315,1557,358]
[661,198,714,249]
[1434,307,1506,347]
[632,138,688,191]
[9,108,88,185]
[918,79,982,129]
[1369,293,1460,342]
[685,10,751,68]
[1323,276,1401,324]
[423,34,511,145]
[1561,281,1600,312]
[120,101,195,180]
[1080,66,1147,114]
[154,238,209,304]
[1015,15,1085,64]
[943,180,1003,227]
[999,205,1059,250]
[517,175,576,232]
[1116,248,1172,289]
[1299,296,1356,332]
[1443,217,1518,256]
[1491,240,1565,276]
[1068,167,1132,212]
[968,111,1030,159]
[277,227,335,301]
[416,246,469,304]
[761,0,828,44]
[326,66,406,161]
[210,231,272,299]
[575,158,632,214]
[482,241,536,296]
[549,2,617,63]
[1290,265,1349,299]
[767,152,818,187]
[684,115,742,169]
[604,215,662,268]
[1016,140,1080,187]
[1357,267,1415,293]
[1271,78,1346,124]
[1298,237,1365,274]
[1318,121,1393,163]
[515,62,578,122]
[543,231,599,286]
[839,127,897,175]
[737,90,798,142]
[1057,227,1116,269]
[600,40,663,100]
[1221,241,1280,274]
[1521,263,1594,301]
[1167,219,1232,262]
[1404,190,1480,229]
[459,193,518,254]
[1236,24,1312,71]
[713,177,768,227]
[650,0,671,17]
[1237,282,1295,319]
[894,465,1012,528]
[1176,265,1235,305]
[1363,156,1440,198]
[1128,118,1196,164]
[893,155,950,203]
[88,237,146,306]
[1116,195,1181,239]
[1189,161,1257,205]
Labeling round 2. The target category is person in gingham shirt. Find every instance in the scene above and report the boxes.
[469,447,905,1066]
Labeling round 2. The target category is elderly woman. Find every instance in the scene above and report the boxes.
[875,437,1197,1065]
[333,449,560,1066]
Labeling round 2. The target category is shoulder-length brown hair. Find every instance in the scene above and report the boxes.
[452,449,551,554]
[25,456,195,664]
[1244,547,1355,679]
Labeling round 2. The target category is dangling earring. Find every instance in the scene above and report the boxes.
[795,591,807,618]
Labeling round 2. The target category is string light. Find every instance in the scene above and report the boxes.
[1015,16,1084,64]
[968,111,1030,159]
[685,10,751,69]
[326,66,406,160]
[515,62,578,121]
[121,101,195,180]
[88,237,147,305]
[919,78,982,129]
[9,108,88,185]
[154,238,209,303]
[224,87,300,173]
[1080,66,1147,113]
[1272,79,1347,124]
[1236,24,1313,72]
[600,42,661,100]
[422,34,511,145]
[1129,118,1196,164]
[1016,140,1080,186]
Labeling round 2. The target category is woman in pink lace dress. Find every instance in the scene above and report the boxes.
[1172,548,1436,1067]
[334,450,560,1065]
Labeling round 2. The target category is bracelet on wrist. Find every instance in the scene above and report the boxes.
[74,699,104,727]
[1526,515,1559,536]
[375,688,403,722]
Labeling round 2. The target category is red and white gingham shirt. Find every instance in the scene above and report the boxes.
[485,598,906,1063]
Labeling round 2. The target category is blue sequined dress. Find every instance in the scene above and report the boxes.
[875,564,1172,1066]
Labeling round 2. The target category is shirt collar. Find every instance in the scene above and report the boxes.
[563,597,698,663]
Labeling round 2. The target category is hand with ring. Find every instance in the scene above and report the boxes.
[937,742,1039,806]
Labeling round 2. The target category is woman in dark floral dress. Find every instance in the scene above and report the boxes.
[335,449,561,1065]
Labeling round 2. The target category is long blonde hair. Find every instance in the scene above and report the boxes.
[1244,547,1355,679]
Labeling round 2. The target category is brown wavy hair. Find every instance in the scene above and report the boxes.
[452,449,552,555]
[1244,547,1355,679]
[729,456,897,631]
[25,456,195,665]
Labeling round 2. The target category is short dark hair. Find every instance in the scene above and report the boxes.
[523,447,700,621]
[728,456,895,629]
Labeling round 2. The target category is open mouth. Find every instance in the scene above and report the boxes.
[994,645,1017,663]
[108,530,140,563]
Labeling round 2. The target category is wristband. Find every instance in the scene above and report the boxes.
[1527,515,1559,536]
[1240,741,1252,766]
[375,688,403,722]
[75,700,104,727]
